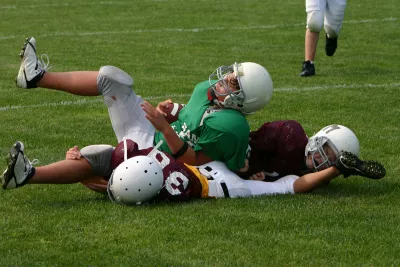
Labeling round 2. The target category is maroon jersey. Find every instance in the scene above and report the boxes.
[111,140,203,202]
[238,120,308,181]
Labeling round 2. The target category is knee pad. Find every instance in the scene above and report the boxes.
[97,65,134,94]
[81,145,115,177]
[307,11,324,32]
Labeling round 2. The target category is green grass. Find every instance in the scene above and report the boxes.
[1,0,399,266]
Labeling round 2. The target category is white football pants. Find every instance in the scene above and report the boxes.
[306,0,347,37]
[97,65,155,149]
[198,161,298,198]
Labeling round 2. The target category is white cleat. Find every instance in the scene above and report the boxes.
[15,37,50,89]
[1,141,36,189]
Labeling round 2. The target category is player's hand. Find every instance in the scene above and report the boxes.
[80,177,108,194]
[66,146,81,160]
[141,100,170,132]
[156,99,173,117]
[238,159,249,172]
[248,172,265,181]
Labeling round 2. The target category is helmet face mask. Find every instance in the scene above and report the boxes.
[209,62,273,114]
[107,155,164,205]
[306,137,340,171]
[209,63,244,108]
[305,124,360,172]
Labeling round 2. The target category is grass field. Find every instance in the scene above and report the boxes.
[1,0,399,266]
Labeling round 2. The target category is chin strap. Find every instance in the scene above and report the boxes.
[122,137,128,162]
[207,87,221,106]
[147,140,163,159]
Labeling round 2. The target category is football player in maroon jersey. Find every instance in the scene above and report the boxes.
[239,121,386,183]
[1,124,385,204]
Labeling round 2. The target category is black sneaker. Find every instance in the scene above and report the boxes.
[335,152,386,179]
[325,34,338,56]
[300,60,315,77]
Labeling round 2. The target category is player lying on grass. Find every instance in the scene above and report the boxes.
[237,121,383,181]
[0,123,385,205]
[15,37,273,172]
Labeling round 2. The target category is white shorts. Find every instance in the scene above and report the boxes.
[306,0,347,34]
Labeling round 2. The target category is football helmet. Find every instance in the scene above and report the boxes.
[107,155,164,205]
[305,124,360,171]
[209,62,273,114]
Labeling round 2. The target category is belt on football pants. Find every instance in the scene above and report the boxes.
[201,166,230,198]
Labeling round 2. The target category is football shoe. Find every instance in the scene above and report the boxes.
[335,151,386,179]
[1,141,36,190]
[300,60,315,77]
[325,34,338,57]
[16,37,51,89]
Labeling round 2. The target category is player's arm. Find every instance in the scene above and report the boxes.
[161,125,212,165]
[292,167,340,193]
[142,100,210,166]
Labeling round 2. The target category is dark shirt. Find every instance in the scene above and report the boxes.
[238,120,309,181]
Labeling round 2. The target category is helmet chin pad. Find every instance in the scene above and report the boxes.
[220,93,244,110]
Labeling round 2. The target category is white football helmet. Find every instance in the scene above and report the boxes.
[209,62,273,114]
[305,124,360,171]
[107,155,164,205]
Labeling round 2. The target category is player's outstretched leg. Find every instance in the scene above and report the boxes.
[16,37,50,89]
[1,141,36,189]
[335,151,386,179]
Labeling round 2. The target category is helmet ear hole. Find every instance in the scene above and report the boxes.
[107,156,164,205]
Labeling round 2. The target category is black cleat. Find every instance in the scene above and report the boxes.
[335,152,386,179]
[300,60,315,77]
[325,34,338,56]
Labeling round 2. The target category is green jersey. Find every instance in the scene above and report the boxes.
[154,81,250,171]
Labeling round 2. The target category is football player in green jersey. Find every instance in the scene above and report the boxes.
[16,37,273,172]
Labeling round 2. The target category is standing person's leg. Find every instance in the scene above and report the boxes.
[300,0,327,77]
[305,30,320,64]
[324,0,347,56]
